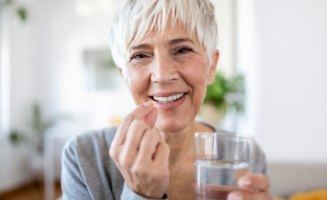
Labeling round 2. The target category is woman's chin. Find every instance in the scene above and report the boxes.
[155,120,189,133]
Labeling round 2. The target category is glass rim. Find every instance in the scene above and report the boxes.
[195,131,254,140]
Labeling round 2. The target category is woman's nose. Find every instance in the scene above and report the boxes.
[150,54,178,84]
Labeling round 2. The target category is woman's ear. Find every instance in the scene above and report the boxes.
[119,67,127,81]
[118,67,123,77]
[119,67,130,84]
[207,50,219,84]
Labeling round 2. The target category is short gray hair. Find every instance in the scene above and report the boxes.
[109,0,218,68]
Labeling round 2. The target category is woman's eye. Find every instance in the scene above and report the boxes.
[130,53,149,62]
[174,47,193,55]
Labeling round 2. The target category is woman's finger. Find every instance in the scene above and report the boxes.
[228,190,273,200]
[153,141,170,167]
[111,101,154,148]
[130,101,155,120]
[137,129,161,163]
[238,173,270,192]
[144,107,158,127]
[110,115,133,150]
[120,120,149,168]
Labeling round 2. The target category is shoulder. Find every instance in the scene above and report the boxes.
[76,126,118,145]
[64,127,118,153]
[61,127,123,199]
[62,126,119,172]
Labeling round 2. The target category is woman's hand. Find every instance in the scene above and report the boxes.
[109,102,170,199]
[228,173,273,200]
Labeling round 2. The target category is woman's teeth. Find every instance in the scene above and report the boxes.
[153,93,184,103]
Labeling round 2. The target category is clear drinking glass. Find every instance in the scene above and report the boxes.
[194,131,255,200]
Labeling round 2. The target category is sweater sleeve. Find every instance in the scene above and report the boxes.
[61,137,92,200]
[121,183,168,200]
[60,137,167,200]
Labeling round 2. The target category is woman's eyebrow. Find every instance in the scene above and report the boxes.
[129,38,194,51]
[129,44,152,51]
[169,38,194,45]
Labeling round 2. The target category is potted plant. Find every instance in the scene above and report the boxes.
[8,102,71,182]
[0,0,28,22]
[2,0,29,145]
[198,72,245,128]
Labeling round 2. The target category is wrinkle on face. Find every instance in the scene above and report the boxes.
[120,22,217,133]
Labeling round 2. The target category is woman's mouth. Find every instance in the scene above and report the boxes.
[151,93,185,104]
[150,92,187,109]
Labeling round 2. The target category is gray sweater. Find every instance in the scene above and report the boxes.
[61,127,267,200]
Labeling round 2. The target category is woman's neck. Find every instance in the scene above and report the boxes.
[158,121,214,166]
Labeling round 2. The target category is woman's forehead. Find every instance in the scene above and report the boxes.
[128,23,201,50]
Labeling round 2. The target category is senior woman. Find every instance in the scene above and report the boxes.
[61,0,272,200]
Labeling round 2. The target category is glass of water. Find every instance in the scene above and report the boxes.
[194,131,255,200]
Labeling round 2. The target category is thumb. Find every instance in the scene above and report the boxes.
[144,107,158,127]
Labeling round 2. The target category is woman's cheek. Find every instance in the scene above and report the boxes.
[123,69,147,103]
[183,66,207,87]
[185,66,209,107]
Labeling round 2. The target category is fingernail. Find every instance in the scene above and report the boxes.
[228,193,243,200]
[144,107,158,127]
[239,178,252,187]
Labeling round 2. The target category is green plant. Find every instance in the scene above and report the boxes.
[30,103,53,152]
[8,102,71,153]
[204,72,245,113]
[0,0,28,22]
[9,129,25,145]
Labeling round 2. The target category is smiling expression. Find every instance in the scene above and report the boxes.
[121,24,218,133]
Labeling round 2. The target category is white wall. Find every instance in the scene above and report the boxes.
[249,0,327,163]
[0,3,37,192]
[0,0,131,192]
[214,0,237,75]
[0,141,32,192]
[0,10,10,138]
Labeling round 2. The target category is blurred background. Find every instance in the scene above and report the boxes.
[0,0,326,199]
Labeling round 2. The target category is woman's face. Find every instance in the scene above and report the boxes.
[121,23,218,133]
